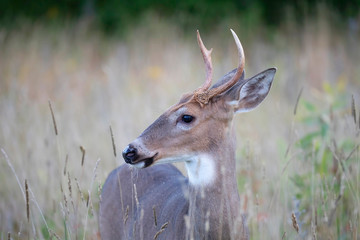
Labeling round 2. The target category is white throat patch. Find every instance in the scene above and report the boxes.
[131,161,145,169]
[154,154,216,186]
[185,154,216,186]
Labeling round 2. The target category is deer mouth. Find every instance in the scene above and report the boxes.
[131,153,158,168]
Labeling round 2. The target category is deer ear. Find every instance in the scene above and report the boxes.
[226,68,276,113]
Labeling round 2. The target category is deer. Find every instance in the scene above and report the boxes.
[99,29,276,240]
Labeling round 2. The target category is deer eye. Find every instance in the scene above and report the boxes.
[181,115,194,123]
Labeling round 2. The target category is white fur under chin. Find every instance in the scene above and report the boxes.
[155,154,216,186]
[131,161,145,169]
[185,155,215,186]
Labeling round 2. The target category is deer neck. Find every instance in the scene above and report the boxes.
[184,126,241,238]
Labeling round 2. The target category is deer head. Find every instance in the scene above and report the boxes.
[122,30,276,183]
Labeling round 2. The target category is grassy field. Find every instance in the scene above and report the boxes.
[0,12,359,239]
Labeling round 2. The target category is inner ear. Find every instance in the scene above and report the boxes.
[226,68,276,113]
[210,68,245,90]
[209,69,246,104]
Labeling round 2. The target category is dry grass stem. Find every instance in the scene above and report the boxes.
[80,146,86,166]
[281,231,286,239]
[86,194,89,207]
[67,172,75,211]
[153,206,158,227]
[116,172,125,218]
[110,126,117,157]
[124,205,129,224]
[63,191,69,217]
[329,146,360,206]
[67,172,72,199]
[132,220,137,239]
[351,95,356,125]
[294,87,303,115]
[1,148,25,201]
[75,177,85,206]
[25,179,29,222]
[153,222,169,240]
[28,186,50,237]
[8,232,10,240]
[358,108,360,130]
[328,190,343,226]
[134,184,139,206]
[92,158,101,182]
[140,209,144,240]
[88,193,95,216]
[83,158,101,240]
[291,212,299,233]
[345,145,359,162]
[97,182,102,201]
[311,220,317,240]
[49,229,61,240]
[48,100,58,135]
[63,154,68,176]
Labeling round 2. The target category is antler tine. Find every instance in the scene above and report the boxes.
[197,30,213,91]
[207,29,245,99]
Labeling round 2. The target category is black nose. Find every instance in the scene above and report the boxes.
[122,145,138,163]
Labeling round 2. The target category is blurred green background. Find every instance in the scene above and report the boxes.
[0,0,359,239]
[1,0,360,33]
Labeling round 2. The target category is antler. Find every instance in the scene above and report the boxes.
[194,29,245,106]
[197,30,213,91]
[193,30,213,106]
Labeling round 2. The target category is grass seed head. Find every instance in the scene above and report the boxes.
[48,100,58,135]
[292,212,299,233]
[80,146,86,166]
[110,125,117,157]
[154,222,169,240]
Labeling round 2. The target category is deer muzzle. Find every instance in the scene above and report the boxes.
[122,143,157,168]
[122,145,138,163]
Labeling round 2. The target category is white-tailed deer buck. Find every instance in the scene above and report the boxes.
[99,29,276,240]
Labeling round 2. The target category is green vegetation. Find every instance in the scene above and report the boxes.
[0,0,360,33]
[290,85,359,239]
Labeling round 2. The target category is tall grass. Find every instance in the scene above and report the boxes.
[0,10,359,239]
